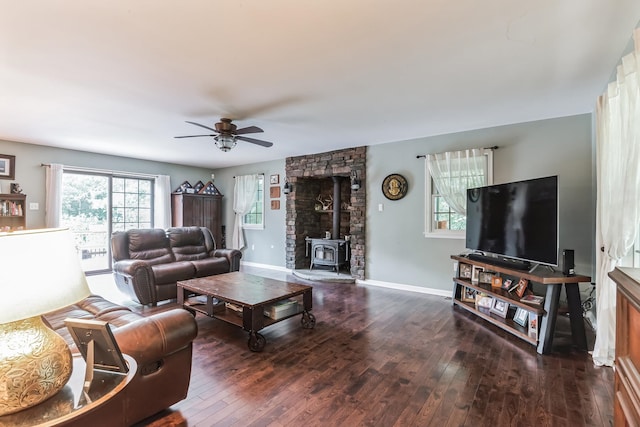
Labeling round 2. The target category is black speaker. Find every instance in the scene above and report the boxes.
[562,249,575,276]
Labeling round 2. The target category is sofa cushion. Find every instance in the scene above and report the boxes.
[151,261,196,285]
[191,257,231,277]
[169,226,209,261]
[44,295,140,345]
[128,228,175,265]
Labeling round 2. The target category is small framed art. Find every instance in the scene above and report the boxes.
[514,278,529,298]
[490,298,509,318]
[270,174,280,185]
[478,271,494,284]
[64,318,128,373]
[461,287,476,303]
[0,154,16,180]
[459,263,472,279]
[193,180,205,193]
[475,294,493,310]
[528,313,539,340]
[490,276,503,289]
[513,307,528,327]
[471,265,483,285]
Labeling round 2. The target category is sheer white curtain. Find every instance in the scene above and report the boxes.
[232,174,259,250]
[154,175,171,229]
[426,148,487,215]
[44,163,63,228]
[593,28,640,367]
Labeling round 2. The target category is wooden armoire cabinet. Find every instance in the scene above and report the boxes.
[610,267,640,426]
[171,193,224,248]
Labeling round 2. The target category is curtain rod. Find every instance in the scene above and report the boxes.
[40,163,161,179]
[416,145,499,159]
[233,173,265,178]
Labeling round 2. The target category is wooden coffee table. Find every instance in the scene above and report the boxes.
[177,272,315,351]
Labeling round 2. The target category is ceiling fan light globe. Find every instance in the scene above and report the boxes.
[214,135,237,152]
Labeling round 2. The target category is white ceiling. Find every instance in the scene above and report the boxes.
[1,1,639,169]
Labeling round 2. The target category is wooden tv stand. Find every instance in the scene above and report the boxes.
[451,255,591,354]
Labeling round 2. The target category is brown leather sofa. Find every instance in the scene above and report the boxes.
[44,295,198,426]
[112,226,241,305]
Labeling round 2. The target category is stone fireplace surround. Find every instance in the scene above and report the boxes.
[285,147,366,279]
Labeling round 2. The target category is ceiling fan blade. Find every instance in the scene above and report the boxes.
[236,136,273,147]
[174,134,215,138]
[185,121,218,133]
[234,125,264,135]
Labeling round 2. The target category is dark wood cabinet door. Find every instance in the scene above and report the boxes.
[172,193,224,248]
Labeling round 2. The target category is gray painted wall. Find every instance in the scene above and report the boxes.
[365,114,593,293]
[0,113,594,295]
[0,139,215,228]
[208,159,286,267]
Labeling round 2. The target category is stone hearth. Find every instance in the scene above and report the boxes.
[285,147,366,279]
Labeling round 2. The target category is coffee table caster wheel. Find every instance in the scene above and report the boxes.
[301,311,316,329]
[248,332,266,352]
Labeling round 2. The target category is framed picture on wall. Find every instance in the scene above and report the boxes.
[0,154,15,180]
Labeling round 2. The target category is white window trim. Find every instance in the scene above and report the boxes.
[243,175,264,230]
[423,150,493,239]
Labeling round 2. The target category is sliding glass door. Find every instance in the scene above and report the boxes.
[61,172,154,274]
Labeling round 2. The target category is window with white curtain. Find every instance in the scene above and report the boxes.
[243,175,264,230]
[424,149,493,238]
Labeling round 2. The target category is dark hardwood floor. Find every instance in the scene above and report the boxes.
[98,267,613,427]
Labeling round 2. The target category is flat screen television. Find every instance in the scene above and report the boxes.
[465,175,558,267]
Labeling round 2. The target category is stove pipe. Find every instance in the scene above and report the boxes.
[332,176,341,240]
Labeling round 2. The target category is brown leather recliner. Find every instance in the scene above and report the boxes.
[44,295,198,426]
[112,227,241,305]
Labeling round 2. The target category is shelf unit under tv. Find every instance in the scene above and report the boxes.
[451,255,591,354]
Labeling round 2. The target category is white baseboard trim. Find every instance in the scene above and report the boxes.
[239,261,451,298]
[240,261,290,273]
[357,278,451,298]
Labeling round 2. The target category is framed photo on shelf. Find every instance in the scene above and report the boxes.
[491,276,503,289]
[0,154,16,180]
[528,313,539,340]
[459,263,472,279]
[471,265,483,285]
[478,271,494,284]
[501,278,513,291]
[475,294,493,310]
[490,298,509,318]
[514,278,529,298]
[513,307,528,327]
[461,286,476,302]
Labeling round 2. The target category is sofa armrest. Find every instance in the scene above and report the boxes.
[112,259,156,305]
[112,309,198,366]
[213,248,242,271]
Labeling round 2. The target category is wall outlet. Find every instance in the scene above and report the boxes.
[29,202,39,210]
[378,203,384,212]
[251,244,255,251]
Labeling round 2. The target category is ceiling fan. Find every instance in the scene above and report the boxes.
[175,118,273,152]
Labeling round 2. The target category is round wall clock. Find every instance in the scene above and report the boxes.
[382,174,408,200]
